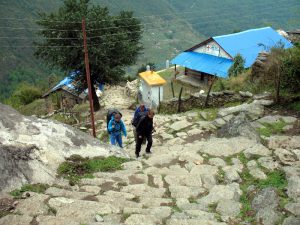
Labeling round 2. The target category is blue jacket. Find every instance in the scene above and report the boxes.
[108,117,127,137]
[133,106,149,120]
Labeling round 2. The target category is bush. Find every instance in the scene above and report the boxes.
[5,83,42,108]
[228,54,246,77]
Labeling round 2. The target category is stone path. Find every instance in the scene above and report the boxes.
[1,89,300,225]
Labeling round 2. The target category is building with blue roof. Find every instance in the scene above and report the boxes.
[43,71,88,112]
[171,27,293,84]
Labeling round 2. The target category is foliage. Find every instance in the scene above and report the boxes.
[10,183,49,198]
[280,46,300,93]
[257,119,287,137]
[5,83,42,109]
[57,155,129,183]
[35,0,143,109]
[136,62,156,76]
[288,101,300,112]
[228,54,245,77]
[18,99,48,116]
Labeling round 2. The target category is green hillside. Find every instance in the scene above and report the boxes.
[0,0,299,100]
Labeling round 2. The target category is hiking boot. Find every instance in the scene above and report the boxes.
[146,151,152,154]
[135,153,140,159]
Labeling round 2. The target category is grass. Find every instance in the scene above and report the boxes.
[98,131,109,143]
[50,114,77,125]
[0,211,10,219]
[18,98,48,116]
[198,107,219,121]
[237,153,289,222]
[257,119,287,137]
[288,101,300,112]
[10,183,49,199]
[57,155,129,184]
[223,101,243,108]
[216,169,226,184]
[121,213,131,222]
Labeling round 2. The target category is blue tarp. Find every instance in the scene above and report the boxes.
[171,52,233,78]
[50,70,81,92]
[214,27,293,67]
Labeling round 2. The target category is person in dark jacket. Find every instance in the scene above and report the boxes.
[135,109,155,158]
[132,104,149,143]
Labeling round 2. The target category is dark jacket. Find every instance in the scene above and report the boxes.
[136,116,153,136]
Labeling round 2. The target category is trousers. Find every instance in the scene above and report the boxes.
[110,133,123,148]
[135,133,152,157]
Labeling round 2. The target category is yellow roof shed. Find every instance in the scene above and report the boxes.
[139,71,167,86]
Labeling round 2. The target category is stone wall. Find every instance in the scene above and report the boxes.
[159,91,253,113]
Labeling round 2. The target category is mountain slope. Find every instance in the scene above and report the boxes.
[0,0,299,100]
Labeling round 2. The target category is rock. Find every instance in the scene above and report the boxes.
[239,91,253,97]
[267,135,300,150]
[257,115,297,124]
[274,148,296,165]
[217,113,260,141]
[198,137,257,157]
[140,197,173,208]
[122,161,143,171]
[176,132,188,138]
[255,207,281,225]
[0,103,128,192]
[253,99,274,106]
[252,188,279,212]
[243,144,272,158]
[218,102,264,120]
[198,184,241,205]
[166,218,226,225]
[285,202,300,216]
[223,166,241,183]
[282,216,300,225]
[247,161,267,180]
[121,184,165,198]
[286,176,300,200]
[0,215,33,225]
[169,120,192,131]
[216,200,241,221]
[200,112,209,120]
[45,187,92,200]
[164,174,202,187]
[208,158,227,167]
[187,129,203,136]
[125,214,160,225]
[169,186,206,198]
[213,118,226,128]
[95,214,104,222]
[15,193,49,217]
[257,157,279,170]
[253,92,272,100]
[80,186,101,195]
[184,210,216,220]
[160,133,174,141]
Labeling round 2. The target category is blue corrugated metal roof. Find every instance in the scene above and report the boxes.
[171,52,233,78]
[213,27,293,67]
[50,70,81,92]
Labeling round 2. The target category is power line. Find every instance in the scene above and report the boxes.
[0,1,297,33]
[0,0,294,24]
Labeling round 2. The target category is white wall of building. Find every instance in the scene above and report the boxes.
[139,80,164,108]
[193,40,231,59]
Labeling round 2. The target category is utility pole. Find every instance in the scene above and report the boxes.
[82,17,96,138]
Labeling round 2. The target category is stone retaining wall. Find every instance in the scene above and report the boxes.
[159,91,253,113]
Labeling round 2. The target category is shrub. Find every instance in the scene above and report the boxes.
[228,54,246,77]
[5,83,42,108]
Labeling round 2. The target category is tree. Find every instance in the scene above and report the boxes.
[228,54,245,77]
[35,0,143,111]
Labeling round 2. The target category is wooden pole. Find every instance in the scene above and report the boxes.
[178,87,183,113]
[158,86,161,113]
[82,17,96,138]
[205,75,216,107]
[171,81,175,98]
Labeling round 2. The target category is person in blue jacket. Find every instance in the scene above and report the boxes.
[108,113,127,148]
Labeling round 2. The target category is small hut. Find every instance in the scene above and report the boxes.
[43,73,87,113]
[138,70,166,109]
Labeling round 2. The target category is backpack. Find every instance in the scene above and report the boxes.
[132,111,148,127]
[107,108,122,129]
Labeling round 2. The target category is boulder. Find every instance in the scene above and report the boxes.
[217,113,260,141]
[218,102,264,120]
[0,103,128,192]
